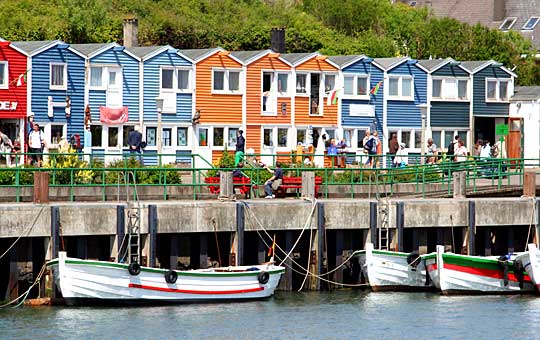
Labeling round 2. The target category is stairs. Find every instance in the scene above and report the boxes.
[378,200,391,251]
[125,172,141,265]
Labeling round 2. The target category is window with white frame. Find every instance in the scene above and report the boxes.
[212,69,241,93]
[388,76,413,99]
[198,128,208,147]
[177,127,188,146]
[178,69,190,90]
[49,124,66,146]
[263,128,274,147]
[146,127,157,147]
[263,127,289,149]
[108,127,119,148]
[277,128,288,147]
[213,127,224,147]
[122,125,135,147]
[432,78,469,100]
[228,128,238,149]
[499,17,517,31]
[90,67,104,88]
[297,128,307,145]
[277,73,289,94]
[0,62,7,88]
[344,75,369,97]
[324,74,336,92]
[523,17,540,30]
[50,63,67,90]
[432,129,468,150]
[296,73,308,94]
[486,78,511,102]
[162,128,172,147]
[388,129,424,149]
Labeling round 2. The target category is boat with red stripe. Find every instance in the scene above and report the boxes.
[515,244,540,292]
[423,245,534,295]
[47,252,285,305]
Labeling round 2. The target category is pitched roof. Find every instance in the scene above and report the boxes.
[11,40,57,55]
[230,50,267,63]
[373,57,408,71]
[180,48,219,62]
[70,43,112,57]
[125,46,165,59]
[327,55,365,68]
[279,53,314,65]
[511,86,540,101]
[417,59,449,72]
[460,60,492,73]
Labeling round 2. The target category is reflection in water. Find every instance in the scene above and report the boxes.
[2,292,540,340]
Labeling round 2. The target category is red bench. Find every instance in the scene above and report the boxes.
[204,176,254,196]
[275,176,323,198]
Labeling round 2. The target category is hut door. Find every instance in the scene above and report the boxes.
[310,73,321,115]
[507,118,522,159]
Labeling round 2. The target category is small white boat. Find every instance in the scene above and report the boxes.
[424,245,534,295]
[47,252,285,305]
[358,243,433,291]
[515,243,540,292]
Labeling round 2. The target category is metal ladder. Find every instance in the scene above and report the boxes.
[126,171,141,265]
[378,200,391,250]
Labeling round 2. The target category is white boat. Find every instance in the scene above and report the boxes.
[424,245,534,295]
[47,252,285,305]
[358,243,433,291]
[515,243,540,292]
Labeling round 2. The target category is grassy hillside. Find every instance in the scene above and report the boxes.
[0,0,538,84]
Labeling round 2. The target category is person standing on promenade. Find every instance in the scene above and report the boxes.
[235,129,245,166]
[128,125,144,165]
[374,131,382,168]
[28,123,45,167]
[454,139,468,162]
[388,133,399,167]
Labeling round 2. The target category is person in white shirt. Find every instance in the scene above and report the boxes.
[454,139,468,162]
[480,140,491,159]
[28,123,45,166]
[394,143,408,167]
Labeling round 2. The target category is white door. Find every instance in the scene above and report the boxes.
[194,127,212,169]
[261,127,275,166]
[106,67,123,108]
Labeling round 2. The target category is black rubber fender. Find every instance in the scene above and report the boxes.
[165,270,178,284]
[257,271,270,284]
[128,262,141,276]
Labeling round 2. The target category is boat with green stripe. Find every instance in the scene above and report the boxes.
[358,243,434,291]
[424,245,534,295]
[47,252,285,305]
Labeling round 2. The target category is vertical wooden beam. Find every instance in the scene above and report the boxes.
[334,230,344,286]
[170,235,178,270]
[468,200,476,256]
[51,206,60,260]
[148,205,157,268]
[116,205,125,261]
[484,228,492,256]
[199,234,208,269]
[507,228,514,254]
[412,229,419,253]
[279,231,293,291]
[236,203,245,266]
[317,201,325,291]
[76,237,87,259]
[396,201,404,252]
[369,201,377,246]
[6,242,18,301]
[419,229,428,255]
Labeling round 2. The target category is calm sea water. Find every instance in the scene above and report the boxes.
[1,291,540,340]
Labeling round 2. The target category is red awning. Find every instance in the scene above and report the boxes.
[99,106,128,124]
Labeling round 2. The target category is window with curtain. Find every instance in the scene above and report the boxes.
[146,127,157,146]
[432,79,442,98]
[277,74,288,93]
[389,78,399,96]
[228,71,240,91]
[213,71,225,91]
[324,74,336,92]
[344,76,354,95]
[51,64,65,88]
[177,127,188,146]
[296,74,307,94]
[90,67,103,87]
[161,69,174,89]
[178,70,190,90]
[228,128,238,148]
[278,128,288,147]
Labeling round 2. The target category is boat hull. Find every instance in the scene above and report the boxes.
[425,245,534,295]
[360,243,433,291]
[515,244,540,292]
[47,252,284,306]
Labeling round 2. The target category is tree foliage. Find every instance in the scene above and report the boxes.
[0,0,537,84]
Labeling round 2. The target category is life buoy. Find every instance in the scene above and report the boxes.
[257,271,270,284]
[128,262,141,276]
[165,270,178,284]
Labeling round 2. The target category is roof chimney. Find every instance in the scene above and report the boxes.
[271,28,285,53]
[123,17,138,48]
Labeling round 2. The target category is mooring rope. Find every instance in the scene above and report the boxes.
[0,206,45,261]
[0,263,47,308]
[525,197,537,251]
[242,201,368,287]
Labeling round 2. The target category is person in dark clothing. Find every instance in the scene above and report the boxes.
[388,133,399,166]
[233,162,246,178]
[128,126,144,164]
[264,161,283,198]
[235,129,245,166]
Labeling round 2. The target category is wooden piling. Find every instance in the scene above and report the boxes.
[369,201,377,246]
[334,230,344,287]
[116,205,125,261]
[484,228,492,256]
[170,235,178,270]
[148,205,157,268]
[396,201,404,252]
[468,200,476,255]
[235,203,245,266]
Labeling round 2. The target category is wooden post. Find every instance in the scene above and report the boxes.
[50,206,60,299]
[396,201,404,252]
[301,171,315,199]
[316,201,325,291]
[369,201,377,246]
[170,235,179,270]
[235,203,245,266]
[76,237,87,260]
[257,237,266,264]
[220,172,234,198]
[33,172,50,203]
[6,242,18,301]
[116,205,125,262]
[507,228,514,254]
[484,228,492,256]
[148,205,157,268]
[468,200,476,256]
[199,234,208,269]
[279,231,293,291]
[419,229,428,255]
[334,230,344,287]
[523,170,536,197]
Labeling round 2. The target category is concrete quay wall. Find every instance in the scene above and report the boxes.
[0,197,538,238]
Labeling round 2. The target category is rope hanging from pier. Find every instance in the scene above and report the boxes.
[0,206,45,261]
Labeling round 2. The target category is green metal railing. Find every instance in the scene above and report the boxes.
[0,150,536,202]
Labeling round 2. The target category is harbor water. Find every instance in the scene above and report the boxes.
[2,291,540,340]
